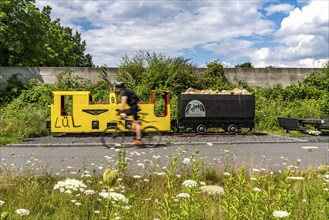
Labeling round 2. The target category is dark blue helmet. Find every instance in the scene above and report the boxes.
[114,82,126,88]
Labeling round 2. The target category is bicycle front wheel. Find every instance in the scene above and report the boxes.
[101,127,124,149]
[141,126,162,148]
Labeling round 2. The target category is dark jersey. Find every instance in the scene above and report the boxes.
[121,89,139,106]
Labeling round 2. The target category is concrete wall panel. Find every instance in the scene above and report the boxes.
[0,67,321,88]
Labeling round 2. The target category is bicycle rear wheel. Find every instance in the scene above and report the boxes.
[141,126,162,148]
[101,127,124,149]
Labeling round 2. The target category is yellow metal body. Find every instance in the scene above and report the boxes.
[50,91,171,133]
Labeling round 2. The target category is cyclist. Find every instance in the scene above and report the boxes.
[114,82,142,145]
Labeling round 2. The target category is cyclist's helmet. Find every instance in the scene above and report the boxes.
[114,82,126,89]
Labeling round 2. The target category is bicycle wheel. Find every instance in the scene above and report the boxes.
[141,126,162,148]
[101,127,124,149]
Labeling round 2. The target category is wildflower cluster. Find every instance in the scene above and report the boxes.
[273,210,289,218]
[53,178,87,193]
[200,185,225,195]
[182,180,197,188]
[176,193,190,198]
[99,191,129,204]
[15,209,30,216]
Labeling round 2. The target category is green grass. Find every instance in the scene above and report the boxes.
[0,149,328,219]
[0,136,17,146]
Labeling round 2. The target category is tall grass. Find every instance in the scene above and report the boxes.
[1,147,328,219]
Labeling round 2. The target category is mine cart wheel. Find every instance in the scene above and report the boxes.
[196,124,207,133]
[227,124,238,134]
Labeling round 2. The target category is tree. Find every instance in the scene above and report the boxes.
[235,62,253,68]
[0,0,93,66]
[202,60,233,90]
[116,51,203,98]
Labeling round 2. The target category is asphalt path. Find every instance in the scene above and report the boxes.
[1,139,328,175]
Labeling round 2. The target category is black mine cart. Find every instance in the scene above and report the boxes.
[177,93,255,133]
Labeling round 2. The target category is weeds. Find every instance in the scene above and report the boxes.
[0,147,328,219]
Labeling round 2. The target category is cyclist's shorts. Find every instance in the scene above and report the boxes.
[122,105,139,121]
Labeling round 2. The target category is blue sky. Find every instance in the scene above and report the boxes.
[36,0,329,67]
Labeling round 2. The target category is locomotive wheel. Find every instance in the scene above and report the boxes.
[196,124,207,133]
[227,124,238,134]
[101,127,124,149]
[141,126,162,148]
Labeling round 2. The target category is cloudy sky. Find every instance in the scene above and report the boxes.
[35,0,329,67]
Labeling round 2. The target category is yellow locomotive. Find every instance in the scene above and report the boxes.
[49,90,171,133]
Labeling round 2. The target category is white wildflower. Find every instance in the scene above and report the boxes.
[182,180,197,188]
[123,205,131,210]
[110,192,129,203]
[200,181,206,186]
[288,176,304,180]
[99,191,109,199]
[99,192,128,203]
[155,172,166,176]
[273,210,289,218]
[75,202,81,206]
[152,155,161,160]
[15,209,30,216]
[177,193,190,198]
[94,210,100,214]
[223,172,231,176]
[250,177,257,181]
[137,163,145,168]
[54,179,87,193]
[84,190,95,195]
[0,200,5,206]
[182,158,191,165]
[133,175,142,179]
[200,185,224,195]
[253,187,262,192]
[252,168,260,172]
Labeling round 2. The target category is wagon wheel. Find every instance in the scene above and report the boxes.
[196,124,207,133]
[227,124,238,134]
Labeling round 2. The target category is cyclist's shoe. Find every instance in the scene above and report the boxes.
[132,139,142,146]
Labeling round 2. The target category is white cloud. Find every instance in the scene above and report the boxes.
[252,0,329,67]
[35,0,328,67]
[202,40,255,60]
[36,0,274,66]
[265,3,294,16]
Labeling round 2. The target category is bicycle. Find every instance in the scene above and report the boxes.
[101,110,162,148]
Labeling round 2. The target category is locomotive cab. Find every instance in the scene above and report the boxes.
[49,90,171,133]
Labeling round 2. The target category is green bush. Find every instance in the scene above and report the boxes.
[254,64,329,131]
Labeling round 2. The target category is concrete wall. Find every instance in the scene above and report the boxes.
[0,67,321,88]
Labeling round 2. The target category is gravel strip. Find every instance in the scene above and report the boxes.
[5,133,309,147]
